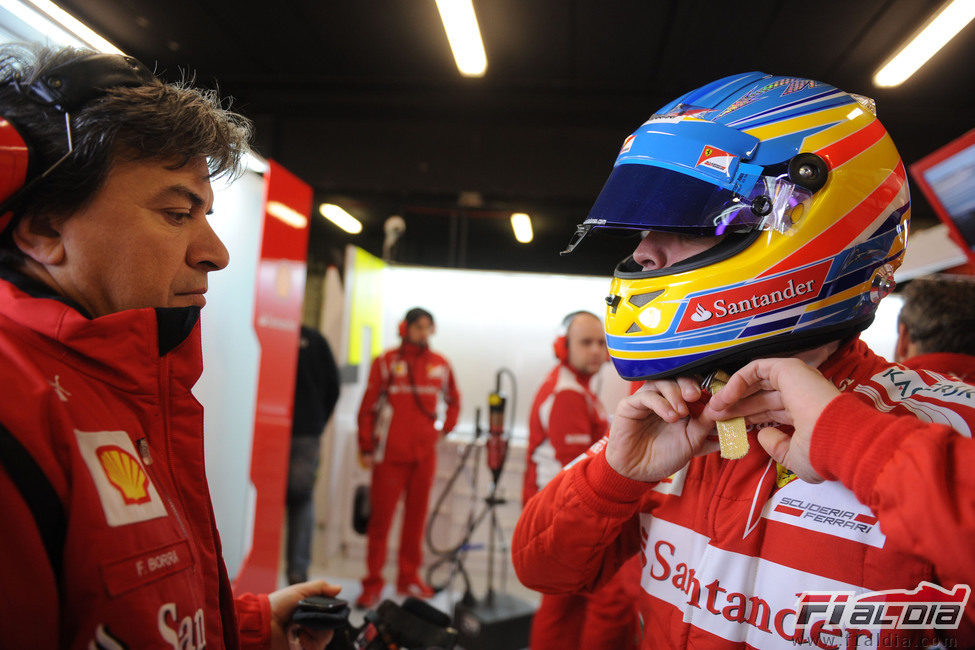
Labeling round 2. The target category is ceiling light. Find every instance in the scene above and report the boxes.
[510,212,533,244]
[434,0,487,77]
[266,201,308,229]
[0,0,123,53]
[319,203,363,234]
[874,0,975,87]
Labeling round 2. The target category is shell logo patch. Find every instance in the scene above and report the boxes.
[97,445,151,505]
[75,430,167,527]
[775,462,797,489]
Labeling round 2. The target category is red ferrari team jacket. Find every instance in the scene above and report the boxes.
[0,274,268,649]
[523,362,607,504]
[357,343,460,462]
[513,338,975,649]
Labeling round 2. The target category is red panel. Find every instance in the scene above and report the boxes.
[909,128,975,266]
[233,160,312,594]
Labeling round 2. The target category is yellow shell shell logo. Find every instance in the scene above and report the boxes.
[775,462,798,489]
[96,445,151,505]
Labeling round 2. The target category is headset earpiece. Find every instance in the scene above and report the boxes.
[0,119,29,211]
[553,335,568,363]
[0,52,154,229]
[398,320,407,338]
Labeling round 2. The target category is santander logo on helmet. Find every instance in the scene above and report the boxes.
[677,260,831,333]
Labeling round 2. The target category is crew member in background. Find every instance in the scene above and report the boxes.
[286,325,341,584]
[523,310,640,649]
[356,307,460,608]
[523,311,609,502]
[894,274,975,380]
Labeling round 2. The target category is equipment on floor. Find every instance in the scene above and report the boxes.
[423,368,535,650]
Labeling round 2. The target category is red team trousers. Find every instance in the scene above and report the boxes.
[363,453,437,589]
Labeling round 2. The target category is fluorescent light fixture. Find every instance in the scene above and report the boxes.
[0,0,123,53]
[266,201,308,229]
[510,212,533,244]
[434,0,487,77]
[319,203,363,234]
[874,0,975,87]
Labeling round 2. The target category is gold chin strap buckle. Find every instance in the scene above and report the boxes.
[703,370,749,460]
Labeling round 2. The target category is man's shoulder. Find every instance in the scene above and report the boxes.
[552,365,587,396]
[424,349,453,365]
[0,319,57,378]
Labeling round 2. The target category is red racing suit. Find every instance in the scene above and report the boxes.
[357,342,460,589]
[0,273,268,649]
[522,362,639,650]
[513,338,975,649]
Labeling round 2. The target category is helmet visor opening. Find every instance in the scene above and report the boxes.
[614,229,761,279]
[585,163,809,236]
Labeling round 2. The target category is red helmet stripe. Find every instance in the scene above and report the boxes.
[816,118,886,171]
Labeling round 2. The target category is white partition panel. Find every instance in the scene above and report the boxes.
[194,170,265,580]
[380,266,630,439]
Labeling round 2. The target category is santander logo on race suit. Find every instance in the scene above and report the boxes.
[676,260,831,333]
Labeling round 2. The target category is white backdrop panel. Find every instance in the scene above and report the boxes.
[379,266,631,439]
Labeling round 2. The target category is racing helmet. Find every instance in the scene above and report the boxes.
[565,72,910,380]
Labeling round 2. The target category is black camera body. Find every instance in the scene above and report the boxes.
[296,596,457,650]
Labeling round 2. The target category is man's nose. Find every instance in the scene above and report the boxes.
[192,220,230,271]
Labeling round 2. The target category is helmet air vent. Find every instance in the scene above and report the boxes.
[629,289,665,308]
[626,322,642,334]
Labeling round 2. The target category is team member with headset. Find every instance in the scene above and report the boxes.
[522,310,640,649]
[356,307,461,609]
[0,44,337,649]
[513,73,975,647]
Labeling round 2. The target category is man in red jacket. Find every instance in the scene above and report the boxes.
[523,311,609,505]
[0,44,337,649]
[514,73,975,648]
[894,274,975,380]
[523,310,640,649]
[356,307,461,608]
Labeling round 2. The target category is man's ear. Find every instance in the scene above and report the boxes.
[11,212,65,265]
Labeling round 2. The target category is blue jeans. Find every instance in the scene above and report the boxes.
[286,435,321,583]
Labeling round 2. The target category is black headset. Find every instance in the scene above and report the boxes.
[0,52,154,231]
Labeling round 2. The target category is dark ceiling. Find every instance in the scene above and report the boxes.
[58,0,975,275]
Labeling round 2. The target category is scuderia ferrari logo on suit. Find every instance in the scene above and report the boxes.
[75,430,167,526]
